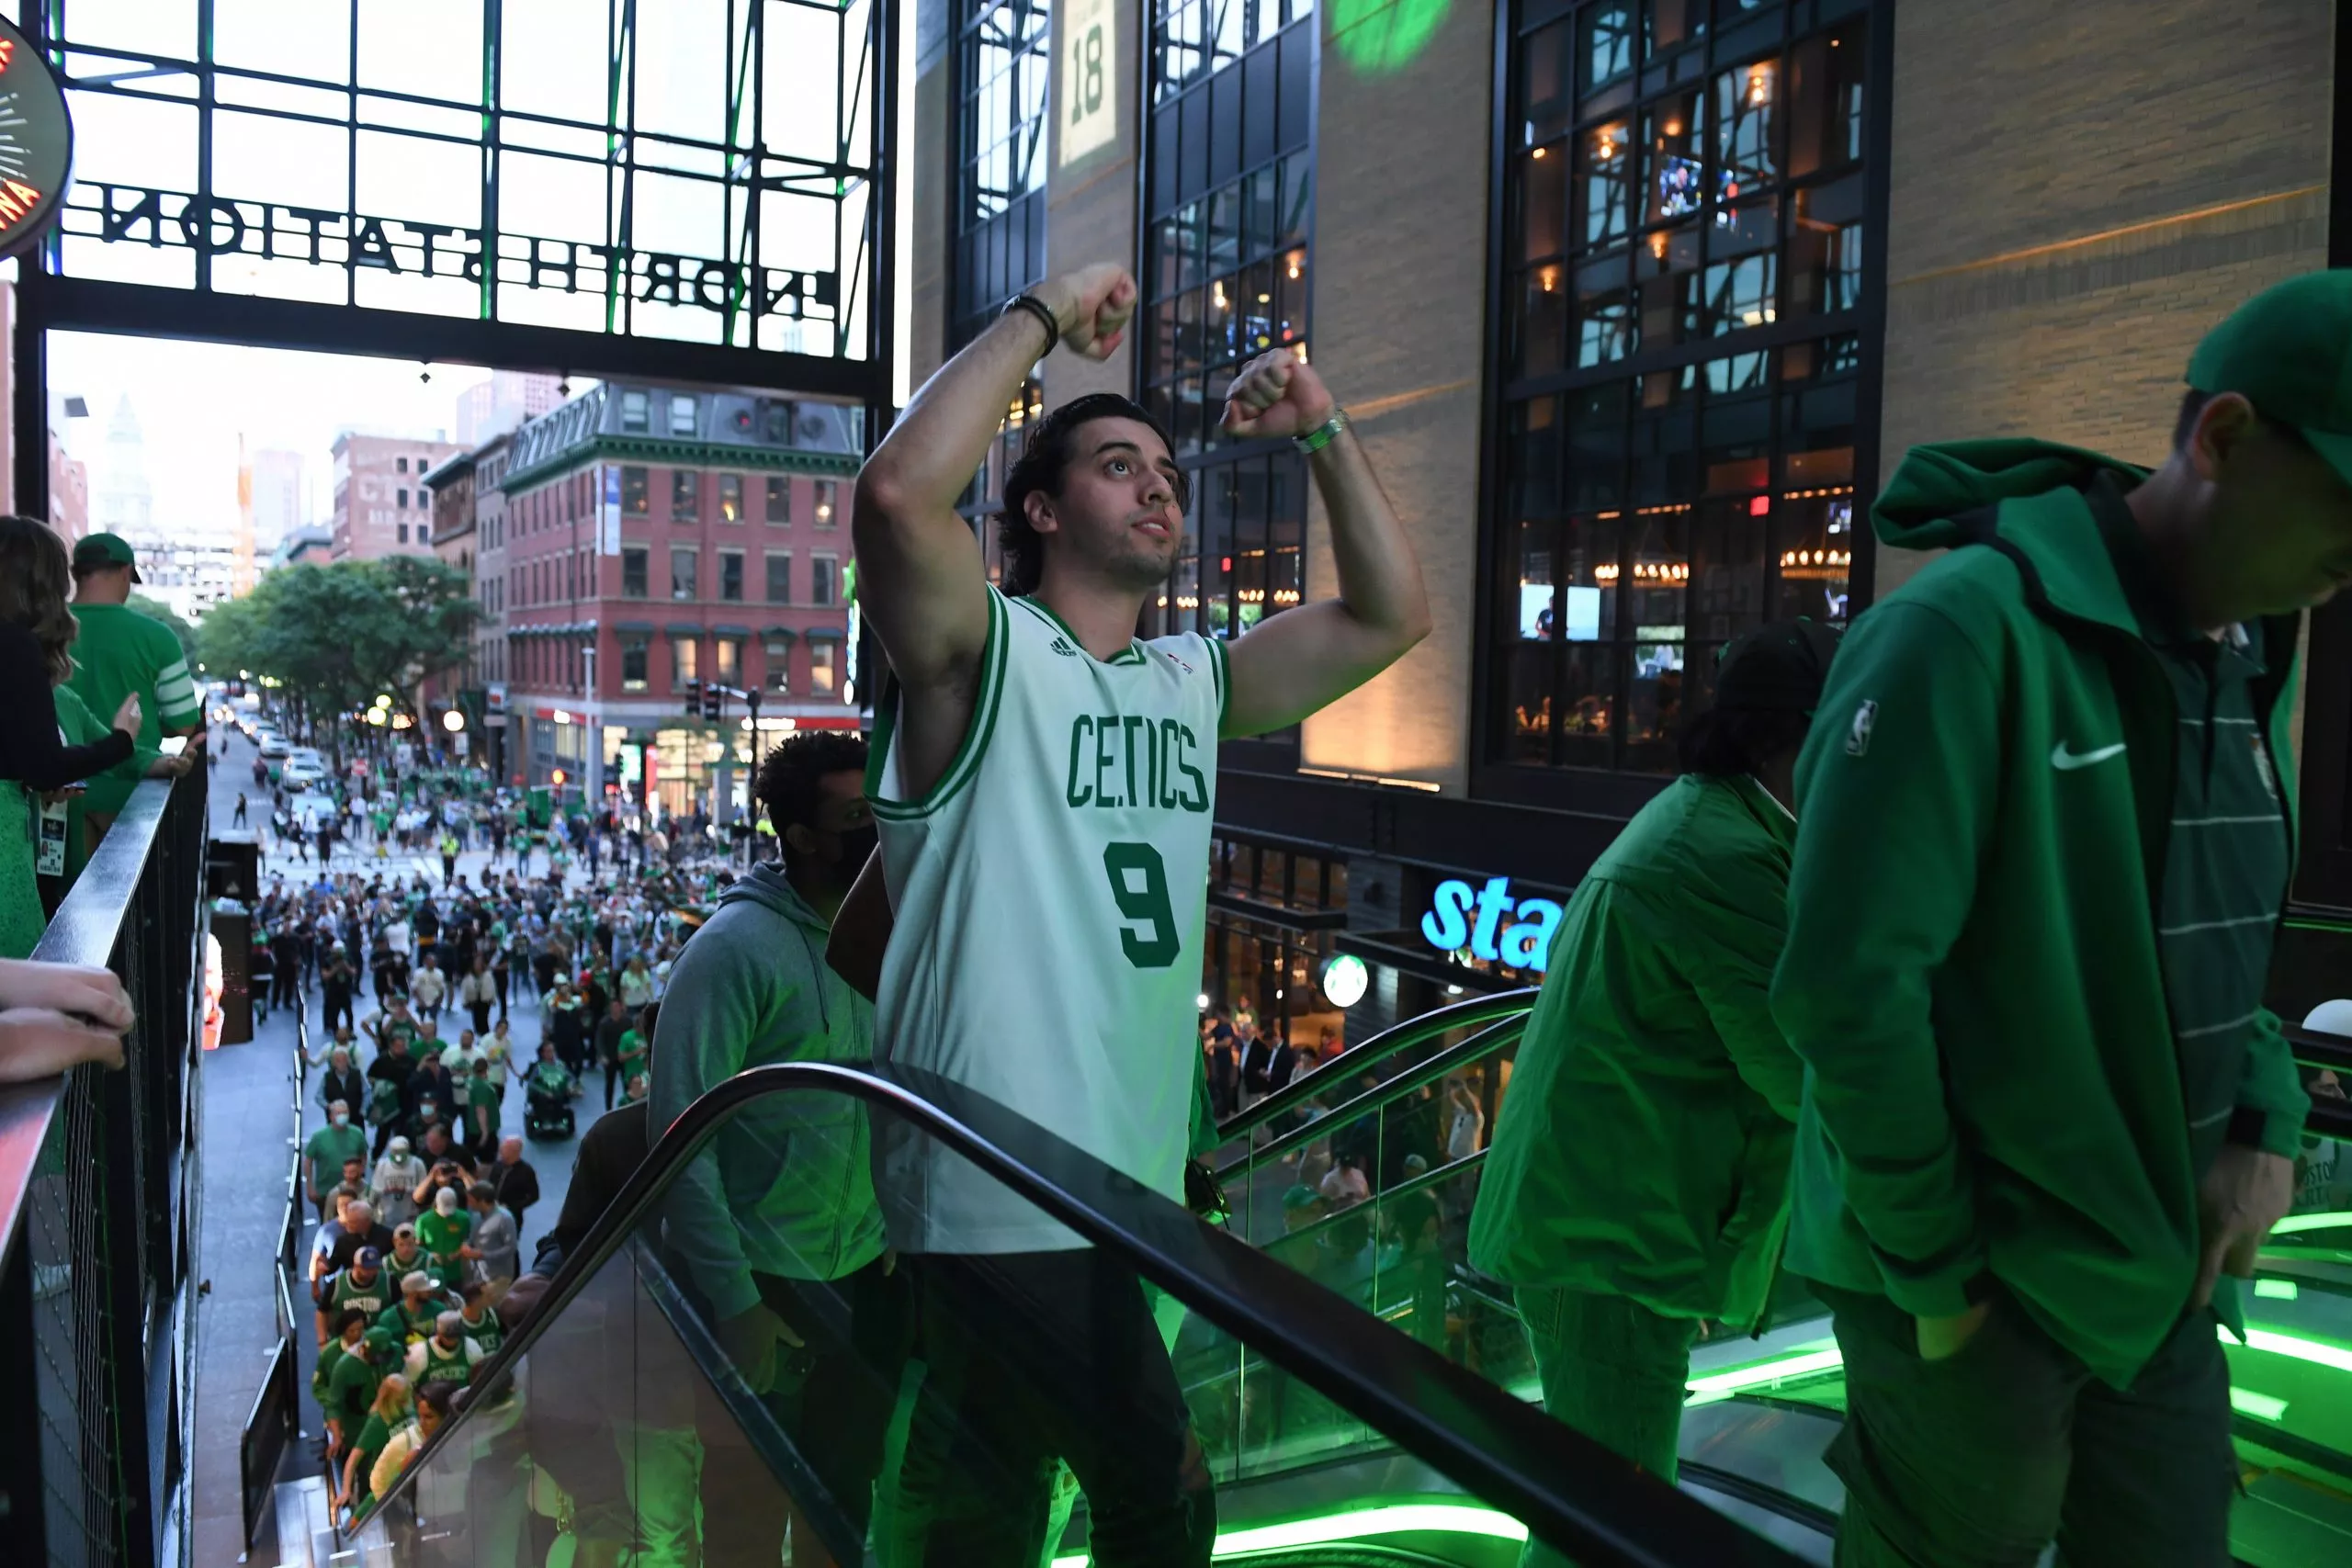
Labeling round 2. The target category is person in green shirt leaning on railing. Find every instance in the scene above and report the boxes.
[1471,620,1837,1557]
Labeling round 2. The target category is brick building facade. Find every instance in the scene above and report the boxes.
[331,431,466,561]
[493,382,863,801]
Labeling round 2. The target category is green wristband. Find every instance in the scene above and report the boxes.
[1293,407,1349,456]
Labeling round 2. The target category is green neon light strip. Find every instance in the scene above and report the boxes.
[2265,1213,2352,1235]
[1684,1342,1845,1395]
[1049,1502,1531,1566]
[2231,1386,2290,1421]
[2254,1279,2301,1301]
[2231,1325,2352,1374]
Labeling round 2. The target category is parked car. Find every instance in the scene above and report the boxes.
[258,735,290,760]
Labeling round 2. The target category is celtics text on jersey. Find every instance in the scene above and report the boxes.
[868,589,1227,1254]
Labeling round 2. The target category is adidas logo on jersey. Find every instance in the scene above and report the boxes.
[1048,637,1079,657]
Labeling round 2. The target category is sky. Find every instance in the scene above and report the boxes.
[48,331,522,535]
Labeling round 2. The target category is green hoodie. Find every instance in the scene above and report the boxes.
[651,863,883,1318]
[1771,439,2310,1388]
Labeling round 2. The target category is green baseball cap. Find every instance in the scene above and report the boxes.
[2188,270,2352,488]
[72,531,141,581]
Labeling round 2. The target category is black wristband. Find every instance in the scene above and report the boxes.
[1002,293,1060,357]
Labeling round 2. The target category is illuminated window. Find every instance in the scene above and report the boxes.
[671,635,698,686]
[622,468,649,514]
[670,470,698,521]
[813,480,838,528]
[766,476,791,524]
[715,637,741,684]
[1139,0,1312,762]
[1488,1,1879,777]
[719,474,743,523]
[953,2,1054,349]
[808,640,837,695]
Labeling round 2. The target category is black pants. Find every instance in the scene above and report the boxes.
[892,1250,1214,1567]
[492,967,510,1015]
[322,985,354,1032]
[1815,1282,2233,1568]
[271,966,299,1009]
[469,1000,492,1036]
[750,1258,913,1541]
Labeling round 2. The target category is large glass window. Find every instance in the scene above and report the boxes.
[1139,1,1315,753]
[719,549,745,603]
[766,476,792,524]
[1489,0,1875,776]
[670,470,700,522]
[671,547,698,601]
[41,2,876,357]
[811,555,839,607]
[766,552,794,604]
[954,2,1054,350]
[620,637,650,693]
[622,547,649,599]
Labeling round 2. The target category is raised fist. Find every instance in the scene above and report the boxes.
[1221,350,1335,440]
[1037,264,1137,361]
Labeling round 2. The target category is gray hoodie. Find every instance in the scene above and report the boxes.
[651,864,882,1317]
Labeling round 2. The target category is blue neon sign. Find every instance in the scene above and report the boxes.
[1419,877,1563,972]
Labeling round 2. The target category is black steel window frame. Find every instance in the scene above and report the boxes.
[950,0,1054,354]
[1138,3,1317,770]
[1470,0,1893,807]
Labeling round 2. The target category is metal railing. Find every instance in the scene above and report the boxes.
[0,773,210,1568]
[243,987,311,1554]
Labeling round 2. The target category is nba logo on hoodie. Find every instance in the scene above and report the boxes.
[1845,699,1878,758]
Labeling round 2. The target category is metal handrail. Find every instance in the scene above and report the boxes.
[1215,986,1538,1145]
[0,780,177,1269]
[361,1061,1806,1568]
[1217,1012,1532,1182]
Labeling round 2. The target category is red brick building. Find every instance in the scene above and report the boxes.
[495,381,863,801]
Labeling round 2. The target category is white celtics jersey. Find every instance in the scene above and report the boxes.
[868,587,1227,1253]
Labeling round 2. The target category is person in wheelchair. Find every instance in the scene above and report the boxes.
[524,1040,582,1141]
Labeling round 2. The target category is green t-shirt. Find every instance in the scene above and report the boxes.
[302,1122,368,1191]
[312,1337,352,1401]
[616,1029,648,1076]
[468,1077,501,1137]
[326,1348,383,1425]
[417,1208,472,1259]
[348,1410,394,1504]
[52,685,128,883]
[66,604,198,817]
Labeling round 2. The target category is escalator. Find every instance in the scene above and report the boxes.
[355,1058,1806,1567]
[1199,994,2352,1566]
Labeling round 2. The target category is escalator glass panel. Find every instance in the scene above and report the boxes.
[362,1070,1797,1568]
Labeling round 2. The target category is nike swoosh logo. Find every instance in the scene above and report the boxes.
[2051,741,2128,771]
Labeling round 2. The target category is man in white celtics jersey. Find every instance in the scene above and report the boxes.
[850,262,1430,1566]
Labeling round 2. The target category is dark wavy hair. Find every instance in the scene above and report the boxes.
[754,729,869,864]
[0,515,80,684]
[995,393,1183,596]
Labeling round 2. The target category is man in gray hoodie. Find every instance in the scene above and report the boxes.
[652,729,907,1559]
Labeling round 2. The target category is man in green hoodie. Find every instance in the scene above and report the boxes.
[653,728,905,1559]
[1469,620,1835,1541]
[1772,272,2346,1566]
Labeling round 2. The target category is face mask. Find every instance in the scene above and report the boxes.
[332,1113,349,1126]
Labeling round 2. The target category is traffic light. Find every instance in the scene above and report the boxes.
[682,678,703,717]
[701,682,724,722]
